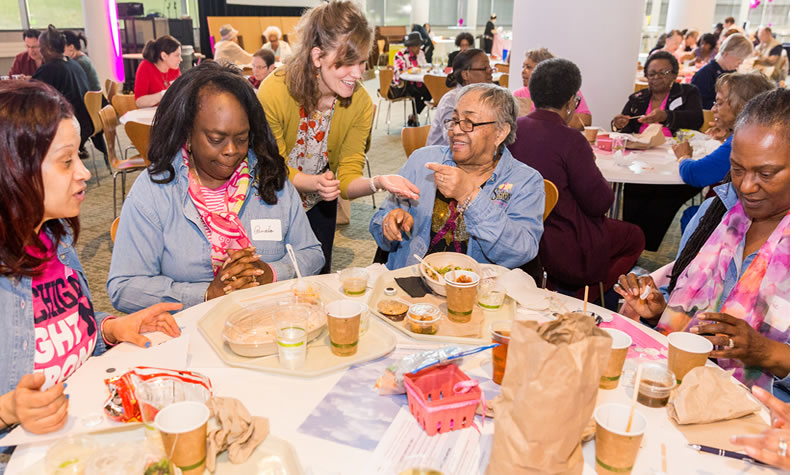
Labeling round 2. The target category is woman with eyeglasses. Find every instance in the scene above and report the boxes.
[427,49,492,147]
[612,51,704,252]
[370,83,545,270]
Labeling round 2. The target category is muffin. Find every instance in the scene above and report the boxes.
[378,299,409,322]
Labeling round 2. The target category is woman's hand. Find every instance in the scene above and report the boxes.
[103,302,183,348]
[375,175,420,200]
[672,141,693,160]
[613,273,667,320]
[425,162,476,202]
[640,108,668,124]
[293,171,340,201]
[691,312,784,370]
[730,387,790,470]
[7,373,69,434]
[706,125,730,142]
[206,248,266,299]
[382,209,414,242]
[612,115,631,130]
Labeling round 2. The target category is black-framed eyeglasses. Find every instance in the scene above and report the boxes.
[444,118,496,132]
[646,69,675,80]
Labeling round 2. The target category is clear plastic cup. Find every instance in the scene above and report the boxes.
[341,267,369,296]
[478,280,506,311]
[135,378,188,442]
[274,305,309,370]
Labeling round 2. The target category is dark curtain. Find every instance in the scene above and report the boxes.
[197,0,306,58]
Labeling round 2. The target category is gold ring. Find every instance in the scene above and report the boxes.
[778,438,788,457]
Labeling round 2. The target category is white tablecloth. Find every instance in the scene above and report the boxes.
[7,271,774,474]
[399,70,503,83]
[119,107,157,126]
[595,143,684,186]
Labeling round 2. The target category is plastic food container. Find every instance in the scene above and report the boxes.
[223,296,325,357]
[636,362,677,408]
[406,303,442,335]
[418,252,480,296]
[45,436,99,474]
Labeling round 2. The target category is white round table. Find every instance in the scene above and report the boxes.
[400,70,503,83]
[6,270,773,474]
[119,106,157,126]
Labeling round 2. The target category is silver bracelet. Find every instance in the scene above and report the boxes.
[369,176,381,193]
[456,191,475,214]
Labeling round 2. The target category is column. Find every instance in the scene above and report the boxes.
[465,0,478,30]
[411,0,429,26]
[650,0,662,27]
[509,0,646,127]
[665,0,716,32]
[82,0,124,84]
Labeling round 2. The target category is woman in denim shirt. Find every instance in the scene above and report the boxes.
[108,62,324,314]
[371,83,544,270]
[0,82,180,442]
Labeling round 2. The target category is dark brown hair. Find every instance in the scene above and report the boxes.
[142,35,181,64]
[253,48,275,67]
[0,81,78,277]
[282,0,373,113]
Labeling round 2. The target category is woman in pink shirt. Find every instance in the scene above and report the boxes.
[512,48,592,130]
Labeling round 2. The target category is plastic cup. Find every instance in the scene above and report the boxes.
[274,305,309,370]
[667,332,712,384]
[584,126,600,143]
[490,320,512,385]
[135,378,188,442]
[341,267,368,296]
[599,328,632,389]
[593,403,647,475]
[444,270,480,323]
[325,300,364,356]
[477,280,506,311]
[155,401,210,475]
[636,362,677,407]
[611,135,628,153]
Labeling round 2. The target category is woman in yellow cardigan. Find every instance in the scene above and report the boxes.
[258,0,418,273]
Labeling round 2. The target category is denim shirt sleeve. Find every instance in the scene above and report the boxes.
[265,182,325,280]
[369,158,417,252]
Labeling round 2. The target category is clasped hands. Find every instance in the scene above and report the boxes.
[206,247,273,300]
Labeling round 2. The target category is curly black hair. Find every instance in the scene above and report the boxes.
[529,57,582,110]
[644,50,679,77]
[699,32,718,51]
[446,48,486,88]
[455,32,474,48]
[147,61,287,204]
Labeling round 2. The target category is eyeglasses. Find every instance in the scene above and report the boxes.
[466,66,497,73]
[646,69,675,80]
[444,118,496,132]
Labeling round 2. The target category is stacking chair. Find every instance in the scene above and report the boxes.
[542,179,559,221]
[111,93,136,118]
[700,110,714,133]
[375,68,416,134]
[497,73,509,88]
[125,121,151,163]
[495,62,510,74]
[400,125,431,158]
[376,39,388,67]
[110,216,120,243]
[364,103,378,208]
[98,105,148,217]
[422,74,452,124]
[82,91,109,181]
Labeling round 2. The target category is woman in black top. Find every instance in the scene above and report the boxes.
[483,14,496,54]
[447,32,474,68]
[611,51,704,251]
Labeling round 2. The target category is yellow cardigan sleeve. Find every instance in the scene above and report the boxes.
[334,87,373,199]
[258,70,299,183]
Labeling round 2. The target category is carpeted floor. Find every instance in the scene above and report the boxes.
[77,72,685,316]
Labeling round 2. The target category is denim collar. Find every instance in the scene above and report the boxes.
[713,181,739,211]
[441,144,512,187]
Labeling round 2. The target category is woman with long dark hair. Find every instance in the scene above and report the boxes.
[0,81,180,442]
[616,89,790,400]
[108,62,324,313]
[63,30,100,92]
[134,35,181,108]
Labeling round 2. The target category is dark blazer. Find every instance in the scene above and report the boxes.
[33,57,92,144]
[616,82,704,135]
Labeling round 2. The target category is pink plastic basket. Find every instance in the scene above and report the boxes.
[404,364,482,436]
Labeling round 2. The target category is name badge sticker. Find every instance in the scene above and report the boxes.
[250,219,282,241]
[764,295,790,333]
[669,97,683,111]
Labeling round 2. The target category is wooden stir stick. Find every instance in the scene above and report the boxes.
[583,285,589,315]
[627,364,643,432]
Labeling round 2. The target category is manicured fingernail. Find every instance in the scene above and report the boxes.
[63,382,67,388]
[145,342,151,348]
[220,274,229,281]
[690,327,698,333]
[256,270,265,275]
[66,394,70,400]
[254,254,262,259]
[224,286,231,292]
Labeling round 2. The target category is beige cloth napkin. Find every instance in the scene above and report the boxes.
[206,397,270,472]
[667,366,761,425]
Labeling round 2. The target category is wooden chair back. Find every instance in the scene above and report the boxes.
[423,74,452,108]
[495,62,509,74]
[111,94,137,119]
[378,68,394,100]
[110,216,120,242]
[700,109,714,133]
[401,125,431,158]
[543,179,559,221]
[99,105,120,164]
[125,122,152,163]
[498,73,509,88]
[83,91,104,138]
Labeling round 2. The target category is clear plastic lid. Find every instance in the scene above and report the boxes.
[223,296,325,346]
[407,303,442,322]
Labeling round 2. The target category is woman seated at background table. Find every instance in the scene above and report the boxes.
[615,89,790,399]
[512,48,591,130]
[508,58,644,309]
[108,62,324,313]
[688,33,718,67]
[674,72,774,188]
[63,31,100,92]
[691,33,754,109]
[677,29,699,61]
[259,0,419,274]
[134,35,182,108]
[612,50,704,251]
[390,31,432,127]
[370,83,545,270]
[753,27,786,82]
[0,81,180,441]
[249,48,275,90]
[261,26,292,62]
[426,49,492,147]
[447,32,474,68]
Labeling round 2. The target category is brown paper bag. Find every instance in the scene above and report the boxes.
[667,367,761,425]
[487,313,612,475]
[625,123,666,150]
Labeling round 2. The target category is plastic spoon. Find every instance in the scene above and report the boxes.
[285,244,309,291]
[413,253,440,281]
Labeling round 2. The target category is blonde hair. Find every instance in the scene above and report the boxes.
[717,33,754,61]
[264,26,282,40]
[281,1,373,112]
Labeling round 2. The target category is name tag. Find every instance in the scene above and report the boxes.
[669,97,683,111]
[250,219,282,241]
[764,295,790,333]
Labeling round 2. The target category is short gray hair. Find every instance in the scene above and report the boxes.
[717,33,754,61]
[455,83,518,146]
